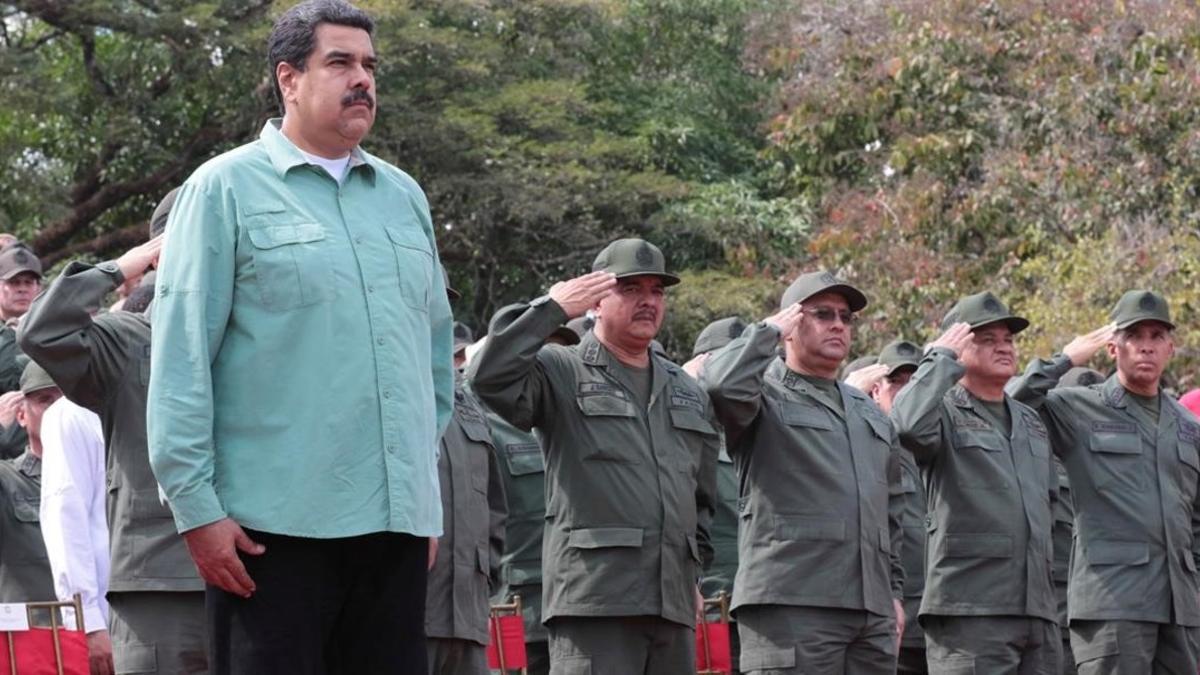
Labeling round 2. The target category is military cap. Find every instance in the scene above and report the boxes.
[780,270,867,312]
[149,187,179,238]
[0,246,42,281]
[1110,290,1174,330]
[1059,366,1105,388]
[878,339,922,376]
[941,291,1029,334]
[453,322,474,354]
[19,360,57,395]
[840,354,879,382]
[591,238,680,286]
[692,317,748,358]
[443,268,461,301]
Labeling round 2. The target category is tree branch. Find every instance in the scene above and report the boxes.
[39,221,146,267]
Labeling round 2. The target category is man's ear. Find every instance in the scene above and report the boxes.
[14,404,27,430]
[276,62,302,107]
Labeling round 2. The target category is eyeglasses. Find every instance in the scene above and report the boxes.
[805,307,858,325]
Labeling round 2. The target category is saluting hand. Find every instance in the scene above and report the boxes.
[764,302,805,337]
[845,363,890,394]
[1063,322,1117,367]
[548,271,617,319]
[181,517,265,598]
[115,234,165,282]
[0,391,22,427]
[928,322,973,359]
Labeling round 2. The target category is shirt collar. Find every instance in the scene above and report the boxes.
[260,118,376,183]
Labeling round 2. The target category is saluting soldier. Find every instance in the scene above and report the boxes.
[891,292,1060,673]
[1008,291,1200,674]
[0,246,42,459]
[18,189,211,674]
[0,362,59,604]
[701,271,905,674]
[471,238,719,674]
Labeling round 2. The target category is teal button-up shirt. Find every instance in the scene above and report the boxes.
[148,120,454,538]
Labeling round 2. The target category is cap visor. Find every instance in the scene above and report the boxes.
[613,271,681,287]
[1115,316,1176,331]
[972,316,1030,334]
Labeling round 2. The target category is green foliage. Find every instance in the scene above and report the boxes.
[659,268,779,360]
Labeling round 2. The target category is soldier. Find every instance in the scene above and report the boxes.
[683,317,748,670]
[0,361,60,604]
[1008,291,1200,674]
[891,292,1060,673]
[701,271,904,674]
[0,245,42,458]
[426,283,507,675]
[481,315,580,675]
[470,238,719,674]
[1049,367,1103,675]
[18,189,211,674]
[849,340,929,674]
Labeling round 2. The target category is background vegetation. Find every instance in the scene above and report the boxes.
[3,0,1199,383]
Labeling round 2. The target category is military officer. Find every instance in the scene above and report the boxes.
[891,292,1060,674]
[850,340,929,674]
[0,245,42,459]
[426,284,507,675]
[18,188,211,674]
[701,271,904,674]
[0,361,60,603]
[481,317,580,675]
[470,238,719,674]
[1008,291,1200,674]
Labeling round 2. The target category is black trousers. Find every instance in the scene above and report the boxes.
[207,529,428,675]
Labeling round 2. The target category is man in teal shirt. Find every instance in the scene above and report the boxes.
[146,2,453,673]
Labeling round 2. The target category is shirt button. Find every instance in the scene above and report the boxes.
[355,237,363,245]
[376,337,384,346]
[383,391,391,399]
[367,285,375,293]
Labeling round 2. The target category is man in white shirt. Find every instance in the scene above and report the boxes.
[39,396,111,674]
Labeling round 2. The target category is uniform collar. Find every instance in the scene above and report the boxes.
[15,449,40,479]
[578,330,678,393]
[260,118,376,184]
[767,359,860,420]
[1102,374,1130,409]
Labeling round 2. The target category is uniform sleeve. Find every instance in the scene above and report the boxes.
[1006,354,1077,459]
[486,441,508,592]
[886,435,906,598]
[468,301,567,432]
[699,322,778,450]
[693,405,721,571]
[0,328,23,394]
[18,261,132,412]
[146,181,236,534]
[890,348,962,464]
[38,400,109,632]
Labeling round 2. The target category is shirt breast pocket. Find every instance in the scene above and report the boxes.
[384,226,433,312]
[1088,430,1144,492]
[246,223,335,312]
[953,429,1009,490]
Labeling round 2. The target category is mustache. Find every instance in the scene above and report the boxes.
[341,89,374,108]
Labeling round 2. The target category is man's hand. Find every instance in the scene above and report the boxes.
[181,517,264,598]
[0,391,22,427]
[681,352,710,379]
[845,363,890,394]
[114,235,164,283]
[428,537,439,571]
[764,302,804,337]
[694,585,705,626]
[548,272,617,319]
[893,598,906,654]
[928,322,973,358]
[86,629,114,675]
[1063,323,1117,367]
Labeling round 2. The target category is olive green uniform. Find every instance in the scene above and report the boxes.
[470,299,719,675]
[891,349,1060,674]
[895,446,929,674]
[0,449,54,603]
[1053,458,1077,675]
[18,260,208,674]
[425,380,507,675]
[699,448,739,602]
[1010,357,1200,674]
[702,321,904,674]
[486,407,551,675]
[0,325,29,460]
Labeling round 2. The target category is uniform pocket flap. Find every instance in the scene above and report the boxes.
[458,417,492,444]
[774,515,845,541]
[740,647,796,670]
[865,414,892,441]
[1089,431,1140,455]
[780,402,833,430]
[944,533,1012,558]
[384,225,432,254]
[1086,540,1149,565]
[669,408,717,435]
[1179,443,1200,472]
[505,443,545,476]
[955,429,1004,452]
[13,497,39,523]
[246,223,325,249]
[567,527,643,549]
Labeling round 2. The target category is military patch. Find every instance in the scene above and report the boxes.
[13,250,28,264]
[728,320,746,339]
[1024,416,1048,438]
[897,342,917,355]
[1139,293,1157,311]
[505,442,541,456]
[1179,423,1200,444]
[578,381,626,398]
[1092,421,1136,433]
[671,385,701,402]
[819,271,838,285]
[983,296,1002,313]
[670,395,704,412]
[956,418,991,431]
[636,242,654,266]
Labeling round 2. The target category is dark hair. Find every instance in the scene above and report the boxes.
[267,0,374,110]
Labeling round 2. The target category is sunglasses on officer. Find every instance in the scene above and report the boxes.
[804,306,858,326]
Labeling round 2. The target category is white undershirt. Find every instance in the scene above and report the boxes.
[300,150,351,184]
